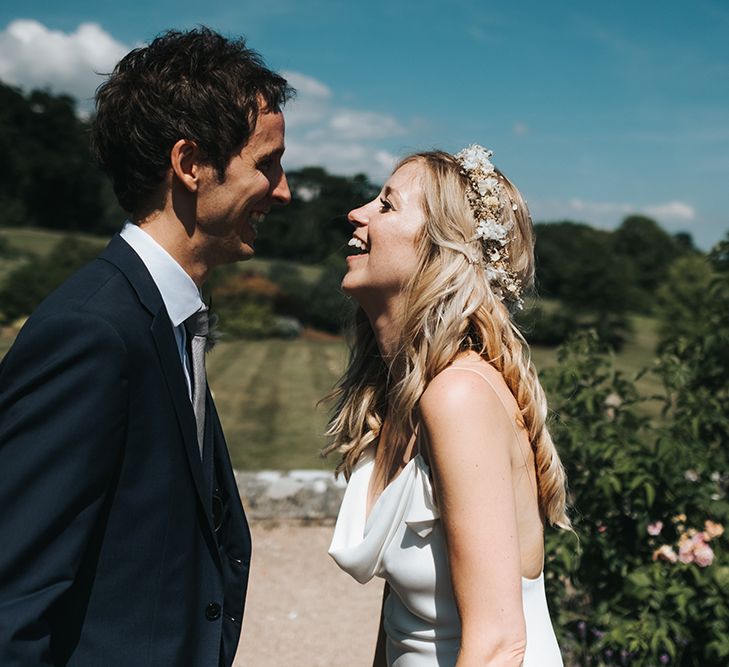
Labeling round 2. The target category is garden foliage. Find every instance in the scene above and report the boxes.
[542,238,729,666]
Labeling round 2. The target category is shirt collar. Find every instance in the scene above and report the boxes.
[120,221,204,327]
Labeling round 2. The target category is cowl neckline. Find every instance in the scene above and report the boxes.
[328,448,440,584]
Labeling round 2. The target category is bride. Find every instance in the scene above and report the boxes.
[326,145,570,666]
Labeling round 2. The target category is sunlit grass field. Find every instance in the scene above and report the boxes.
[0,323,661,471]
[0,227,663,470]
[206,336,347,470]
[204,320,659,470]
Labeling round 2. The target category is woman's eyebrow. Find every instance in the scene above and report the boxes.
[382,185,402,205]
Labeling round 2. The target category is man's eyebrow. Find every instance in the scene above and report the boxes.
[255,143,286,160]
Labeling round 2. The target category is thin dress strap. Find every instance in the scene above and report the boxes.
[439,365,539,503]
[440,365,523,442]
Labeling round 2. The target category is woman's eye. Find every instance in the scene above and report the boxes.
[379,198,393,212]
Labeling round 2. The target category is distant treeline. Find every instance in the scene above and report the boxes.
[0,81,705,344]
[0,81,124,234]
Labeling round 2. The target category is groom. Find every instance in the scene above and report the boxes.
[0,28,292,666]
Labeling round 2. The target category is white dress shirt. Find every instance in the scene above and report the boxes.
[120,221,204,399]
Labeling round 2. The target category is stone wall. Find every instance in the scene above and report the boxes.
[235,469,346,520]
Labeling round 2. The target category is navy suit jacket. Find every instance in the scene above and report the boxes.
[0,235,251,666]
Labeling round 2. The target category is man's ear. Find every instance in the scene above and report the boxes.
[170,139,201,193]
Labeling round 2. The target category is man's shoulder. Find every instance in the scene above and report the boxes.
[2,258,146,373]
[32,257,132,318]
[17,251,155,352]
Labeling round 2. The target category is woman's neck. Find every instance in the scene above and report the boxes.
[364,301,404,368]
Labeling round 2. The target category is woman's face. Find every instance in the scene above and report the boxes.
[342,161,426,306]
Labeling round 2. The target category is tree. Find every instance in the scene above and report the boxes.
[533,221,634,347]
[254,167,379,264]
[612,215,690,306]
[534,221,633,308]
[654,254,715,350]
[0,81,124,233]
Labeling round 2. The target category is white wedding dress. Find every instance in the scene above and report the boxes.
[329,446,563,666]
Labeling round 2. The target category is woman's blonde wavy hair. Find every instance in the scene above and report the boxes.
[323,150,571,530]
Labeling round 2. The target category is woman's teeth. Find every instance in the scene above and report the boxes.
[348,237,368,252]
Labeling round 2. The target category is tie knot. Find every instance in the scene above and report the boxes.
[185,307,209,338]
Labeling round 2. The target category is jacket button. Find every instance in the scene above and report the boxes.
[205,603,222,621]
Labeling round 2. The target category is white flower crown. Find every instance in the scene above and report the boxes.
[454,144,523,311]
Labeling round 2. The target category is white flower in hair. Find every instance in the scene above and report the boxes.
[477,177,498,195]
[475,218,508,243]
[457,144,494,171]
[454,143,524,311]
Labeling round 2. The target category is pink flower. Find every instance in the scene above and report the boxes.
[597,524,607,534]
[678,531,715,567]
[678,533,695,564]
[647,521,664,536]
[704,520,724,540]
[694,541,714,567]
[653,545,678,563]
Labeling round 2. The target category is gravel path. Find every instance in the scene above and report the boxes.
[234,521,384,667]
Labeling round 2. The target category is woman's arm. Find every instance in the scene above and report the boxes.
[372,582,390,667]
[420,368,527,666]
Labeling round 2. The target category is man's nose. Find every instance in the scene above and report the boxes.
[272,170,291,205]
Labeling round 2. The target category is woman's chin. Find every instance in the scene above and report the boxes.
[341,272,366,297]
[340,275,356,294]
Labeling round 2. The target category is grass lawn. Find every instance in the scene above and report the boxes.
[207,336,347,471]
[206,317,661,470]
[0,226,664,469]
[0,320,662,471]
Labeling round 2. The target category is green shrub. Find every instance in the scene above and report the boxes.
[0,236,100,322]
[543,263,729,666]
[306,256,352,333]
[215,301,277,339]
[517,305,576,346]
[544,334,729,666]
[210,271,287,339]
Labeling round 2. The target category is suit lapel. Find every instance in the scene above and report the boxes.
[100,234,218,540]
[150,314,216,537]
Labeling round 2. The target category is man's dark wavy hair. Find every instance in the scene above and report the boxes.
[92,27,294,214]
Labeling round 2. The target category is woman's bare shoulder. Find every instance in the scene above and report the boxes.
[420,356,516,437]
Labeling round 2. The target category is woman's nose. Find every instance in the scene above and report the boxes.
[347,204,368,227]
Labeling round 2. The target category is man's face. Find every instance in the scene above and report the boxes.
[195,109,290,266]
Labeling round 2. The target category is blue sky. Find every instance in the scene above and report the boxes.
[0,1,727,248]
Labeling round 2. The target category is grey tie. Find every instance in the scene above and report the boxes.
[185,307,209,458]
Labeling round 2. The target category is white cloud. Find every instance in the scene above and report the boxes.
[282,69,408,181]
[280,70,332,128]
[0,23,407,182]
[328,110,404,141]
[0,19,129,112]
[566,198,633,217]
[642,201,696,221]
[530,197,697,230]
[284,140,398,183]
[283,70,331,99]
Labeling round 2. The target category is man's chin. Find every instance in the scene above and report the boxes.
[238,244,255,261]
[230,237,255,262]
[207,240,254,268]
